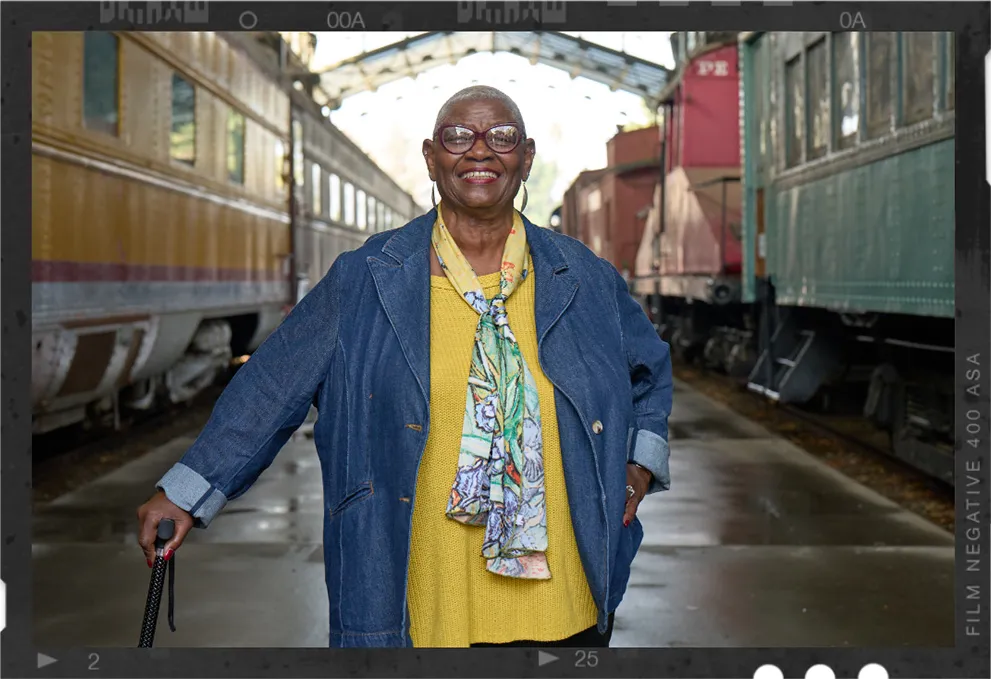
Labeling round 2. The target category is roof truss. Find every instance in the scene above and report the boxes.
[313,31,671,109]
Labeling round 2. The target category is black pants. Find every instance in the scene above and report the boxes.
[470,614,614,647]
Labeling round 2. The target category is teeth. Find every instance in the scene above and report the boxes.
[462,171,497,179]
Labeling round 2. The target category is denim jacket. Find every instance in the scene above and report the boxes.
[157,209,673,647]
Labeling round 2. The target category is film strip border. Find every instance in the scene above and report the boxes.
[606,0,797,5]
[90,1,964,30]
[96,0,812,27]
[455,1,798,25]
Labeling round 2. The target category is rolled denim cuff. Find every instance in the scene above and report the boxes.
[630,429,671,494]
[156,462,228,528]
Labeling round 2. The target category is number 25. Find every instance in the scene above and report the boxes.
[575,650,598,667]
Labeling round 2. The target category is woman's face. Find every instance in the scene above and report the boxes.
[423,98,535,216]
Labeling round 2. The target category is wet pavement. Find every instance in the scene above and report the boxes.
[32,381,954,648]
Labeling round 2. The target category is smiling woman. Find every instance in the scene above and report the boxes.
[422,87,534,242]
[140,84,673,650]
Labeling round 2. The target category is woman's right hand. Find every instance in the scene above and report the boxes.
[137,491,194,566]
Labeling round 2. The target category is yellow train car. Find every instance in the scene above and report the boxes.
[31,31,293,433]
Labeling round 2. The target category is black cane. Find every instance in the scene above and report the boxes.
[138,519,176,648]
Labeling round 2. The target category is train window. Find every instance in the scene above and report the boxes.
[83,33,120,136]
[275,140,286,191]
[368,196,378,231]
[764,38,779,173]
[586,188,602,212]
[329,173,341,222]
[292,119,304,186]
[946,32,955,110]
[312,164,322,215]
[357,189,367,230]
[170,73,196,164]
[784,55,803,168]
[806,39,828,161]
[343,182,355,226]
[227,109,245,185]
[832,32,860,150]
[752,39,769,170]
[902,33,935,125]
[866,32,895,139]
[377,201,385,232]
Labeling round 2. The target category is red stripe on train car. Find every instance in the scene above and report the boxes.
[32,261,285,283]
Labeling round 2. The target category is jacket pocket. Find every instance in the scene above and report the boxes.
[329,480,374,518]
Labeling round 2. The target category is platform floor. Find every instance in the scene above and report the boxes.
[32,381,954,648]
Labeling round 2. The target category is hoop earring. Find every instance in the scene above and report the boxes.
[519,182,528,213]
[431,183,437,209]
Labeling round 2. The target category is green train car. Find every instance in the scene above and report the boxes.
[738,31,955,483]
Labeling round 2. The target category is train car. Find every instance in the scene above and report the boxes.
[738,31,956,483]
[30,31,419,436]
[630,32,750,373]
[289,88,420,299]
[31,31,293,434]
[557,127,661,282]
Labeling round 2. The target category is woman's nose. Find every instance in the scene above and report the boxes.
[465,135,492,159]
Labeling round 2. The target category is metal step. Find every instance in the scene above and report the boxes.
[748,313,799,394]
[748,316,841,404]
[747,383,781,401]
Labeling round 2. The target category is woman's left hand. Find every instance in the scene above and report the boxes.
[624,463,653,526]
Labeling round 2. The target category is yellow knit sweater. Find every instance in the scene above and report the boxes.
[406,271,598,647]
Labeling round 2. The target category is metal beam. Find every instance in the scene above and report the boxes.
[313,31,671,106]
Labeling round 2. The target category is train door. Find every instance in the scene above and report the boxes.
[754,35,773,307]
[741,33,777,384]
[754,36,771,285]
[742,33,771,298]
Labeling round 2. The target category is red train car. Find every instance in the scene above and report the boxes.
[633,32,750,372]
[560,126,660,279]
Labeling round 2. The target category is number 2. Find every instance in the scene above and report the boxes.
[88,653,100,670]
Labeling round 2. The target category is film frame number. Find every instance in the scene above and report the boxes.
[575,650,599,668]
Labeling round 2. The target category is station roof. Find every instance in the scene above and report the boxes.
[313,31,671,110]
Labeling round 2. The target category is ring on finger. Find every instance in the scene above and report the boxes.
[626,484,636,500]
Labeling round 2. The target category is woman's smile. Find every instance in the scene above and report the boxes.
[458,167,501,184]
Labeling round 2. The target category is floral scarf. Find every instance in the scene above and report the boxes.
[432,205,550,580]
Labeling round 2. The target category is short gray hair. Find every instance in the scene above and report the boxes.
[433,85,527,137]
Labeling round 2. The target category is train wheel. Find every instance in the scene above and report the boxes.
[725,342,756,379]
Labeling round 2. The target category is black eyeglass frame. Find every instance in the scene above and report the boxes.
[435,123,525,155]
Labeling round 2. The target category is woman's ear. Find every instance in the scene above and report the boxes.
[422,139,436,182]
[522,138,536,180]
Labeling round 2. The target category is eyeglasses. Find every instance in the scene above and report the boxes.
[436,124,523,155]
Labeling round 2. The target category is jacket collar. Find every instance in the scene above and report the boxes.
[366,208,578,407]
